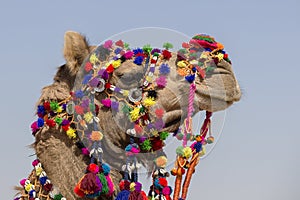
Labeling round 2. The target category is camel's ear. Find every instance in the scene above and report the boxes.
[63,31,90,75]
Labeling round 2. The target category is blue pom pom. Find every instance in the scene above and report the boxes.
[185,74,195,83]
[39,176,48,185]
[192,67,197,73]
[102,163,111,175]
[37,105,45,115]
[133,48,143,55]
[194,142,202,153]
[75,90,84,98]
[82,74,92,85]
[159,63,170,75]
[115,190,130,200]
[29,190,35,198]
[37,118,44,127]
[114,48,122,54]
[134,56,144,65]
[125,145,132,152]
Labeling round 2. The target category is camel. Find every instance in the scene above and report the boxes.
[14,31,241,200]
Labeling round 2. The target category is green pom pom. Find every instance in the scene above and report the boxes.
[141,139,152,151]
[153,52,159,57]
[205,66,215,73]
[98,173,109,195]
[143,44,152,54]
[163,42,173,50]
[54,194,63,200]
[176,146,184,156]
[89,103,95,112]
[55,117,63,125]
[178,49,188,54]
[50,101,59,111]
[160,132,169,140]
[124,42,130,50]
[122,104,132,114]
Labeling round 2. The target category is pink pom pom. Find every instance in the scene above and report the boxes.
[32,159,40,167]
[31,121,39,132]
[101,98,112,108]
[81,147,90,155]
[162,186,171,195]
[104,40,113,49]
[124,51,134,59]
[155,76,167,88]
[131,147,140,154]
[20,179,26,186]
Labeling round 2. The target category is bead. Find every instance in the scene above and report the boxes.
[66,101,75,115]
[128,88,142,103]
[94,78,105,93]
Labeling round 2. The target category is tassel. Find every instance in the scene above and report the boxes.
[74,163,102,198]
[98,173,109,195]
[106,174,115,196]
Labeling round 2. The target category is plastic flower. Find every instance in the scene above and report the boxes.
[66,128,76,139]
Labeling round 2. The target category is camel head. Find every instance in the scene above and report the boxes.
[32,31,241,199]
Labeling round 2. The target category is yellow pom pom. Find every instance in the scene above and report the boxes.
[112,59,121,68]
[25,183,33,192]
[143,97,156,107]
[90,53,99,64]
[216,53,224,61]
[146,75,153,82]
[66,128,76,139]
[56,106,63,113]
[183,147,193,159]
[130,182,136,191]
[130,107,140,121]
[35,167,43,176]
[122,90,129,97]
[177,61,187,68]
[84,112,94,123]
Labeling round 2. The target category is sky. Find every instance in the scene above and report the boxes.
[1,0,300,199]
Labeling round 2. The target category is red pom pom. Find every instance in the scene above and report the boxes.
[43,102,50,111]
[105,83,111,89]
[155,108,164,118]
[182,42,190,49]
[62,124,70,131]
[115,40,124,48]
[151,137,164,151]
[46,119,56,128]
[88,163,99,174]
[134,124,143,134]
[75,105,84,115]
[158,178,168,187]
[106,64,114,73]
[74,185,85,197]
[162,50,172,60]
[85,62,93,72]
[151,59,157,64]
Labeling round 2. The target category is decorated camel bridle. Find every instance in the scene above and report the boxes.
[18,34,231,200]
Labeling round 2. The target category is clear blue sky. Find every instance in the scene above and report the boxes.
[1,0,299,199]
